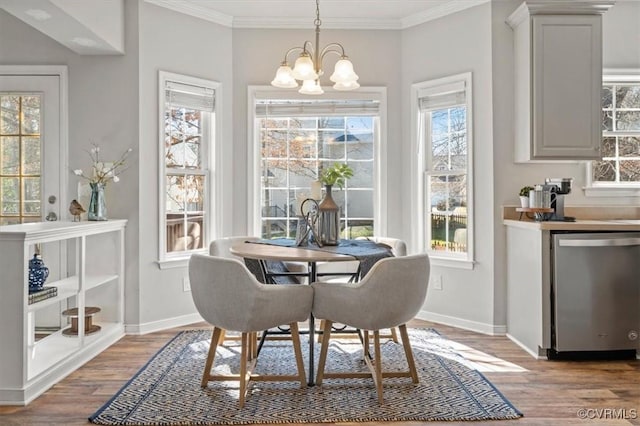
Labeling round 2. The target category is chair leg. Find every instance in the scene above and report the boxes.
[316,320,333,385]
[372,330,384,404]
[317,319,325,343]
[251,331,258,360]
[201,327,223,388]
[238,332,250,408]
[218,329,226,345]
[289,322,307,388]
[390,327,399,343]
[398,324,419,383]
[363,329,370,358]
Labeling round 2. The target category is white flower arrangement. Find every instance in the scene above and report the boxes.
[73,144,132,185]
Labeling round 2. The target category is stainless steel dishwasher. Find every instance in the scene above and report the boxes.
[551,232,640,358]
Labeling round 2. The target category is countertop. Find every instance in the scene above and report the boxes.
[503,218,640,231]
[502,206,640,231]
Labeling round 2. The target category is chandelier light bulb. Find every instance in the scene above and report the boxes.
[330,58,359,84]
[299,79,324,95]
[292,53,319,81]
[271,64,298,88]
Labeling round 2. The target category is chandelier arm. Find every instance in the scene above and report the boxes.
[282,46,306,64]
[320,43,347,62]
[302,40,315,56]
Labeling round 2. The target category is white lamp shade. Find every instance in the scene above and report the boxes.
[329,58,359,83]
[271,65,298,88]
[292,54,319,81]
[299,79,324,95]
[333,80,361,91]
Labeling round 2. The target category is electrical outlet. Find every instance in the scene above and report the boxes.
[431,274,443,291]
[182,277,191,292]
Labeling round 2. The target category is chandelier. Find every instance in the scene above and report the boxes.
[270,0,360,95]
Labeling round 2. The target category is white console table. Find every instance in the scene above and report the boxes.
[0,220,127,405]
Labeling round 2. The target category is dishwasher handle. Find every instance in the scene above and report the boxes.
[558,237,640,247]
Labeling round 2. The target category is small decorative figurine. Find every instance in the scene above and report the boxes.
[69,199,86,222]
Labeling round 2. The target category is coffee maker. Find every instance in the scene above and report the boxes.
[543,178,575,222]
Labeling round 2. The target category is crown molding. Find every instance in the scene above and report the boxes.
[507,0,616,27]
[144,0,233,27]
[144,0,494,30]
[232,16,401,30]
[401,0,491,29]
[523,0,616,15]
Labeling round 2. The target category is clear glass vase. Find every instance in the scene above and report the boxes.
[88,182,108,221]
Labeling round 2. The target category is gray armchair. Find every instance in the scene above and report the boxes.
[211,236,299,284]
[317,236,408,343]
[311,253,430,404]
[209,236,258,260]
[189,254,313,408]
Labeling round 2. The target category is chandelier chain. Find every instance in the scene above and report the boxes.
[314,0,322,27]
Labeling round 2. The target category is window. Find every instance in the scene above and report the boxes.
[411,73,473,267]
[587,73,640,195]
[249,88,386,240]
[0,94,42,225]
[159,72,218,263]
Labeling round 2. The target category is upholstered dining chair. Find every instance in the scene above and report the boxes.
[311,253,430,404]
[209,236,258,260]
[357,237,407,343]
[189,254,313,408]
[316,236,407,282]
[210,236,302,348]
[317,236,407,343]
[210,236,300,285]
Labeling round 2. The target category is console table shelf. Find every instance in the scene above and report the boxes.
[0,220,127,405]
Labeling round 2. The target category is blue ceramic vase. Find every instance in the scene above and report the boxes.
[28,254,49,293]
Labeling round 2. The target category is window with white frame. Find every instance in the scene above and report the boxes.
[412,73,473,265]
[159,72,218,261]
[588,74,640,190]
[250,90,385,240]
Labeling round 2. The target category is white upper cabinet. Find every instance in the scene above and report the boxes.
[507,1,615,162]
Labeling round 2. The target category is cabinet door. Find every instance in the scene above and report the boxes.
[532,15,602,159]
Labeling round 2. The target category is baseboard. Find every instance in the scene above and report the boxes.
[506,333,545,359]
[126,310,507,339]
[416,310,507,336]
[125,313,203,335]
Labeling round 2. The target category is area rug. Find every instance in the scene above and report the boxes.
[90,328,522,425]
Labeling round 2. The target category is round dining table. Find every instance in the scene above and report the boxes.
[230,241,360,385]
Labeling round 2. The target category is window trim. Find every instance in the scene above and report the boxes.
[410,72,474,268]
[584,69,640,197]
[247,86,388,238]
[157,71,221,267]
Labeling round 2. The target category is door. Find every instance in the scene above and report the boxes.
[0,73,63,225]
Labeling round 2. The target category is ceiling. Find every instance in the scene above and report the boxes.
[0,0,489,56]
[145,0,491,30]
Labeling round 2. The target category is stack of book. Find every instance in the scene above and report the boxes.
[28,286,58,305]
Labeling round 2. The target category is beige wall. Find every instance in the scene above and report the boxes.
[401,2,498,330]
[1,0,638,333]
[230,28,402,236]
[0,2,141,326]
[136,2,233,328]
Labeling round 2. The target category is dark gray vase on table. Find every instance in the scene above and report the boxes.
[318,185,340,246]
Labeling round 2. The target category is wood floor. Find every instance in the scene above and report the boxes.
[1,319,639,425]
